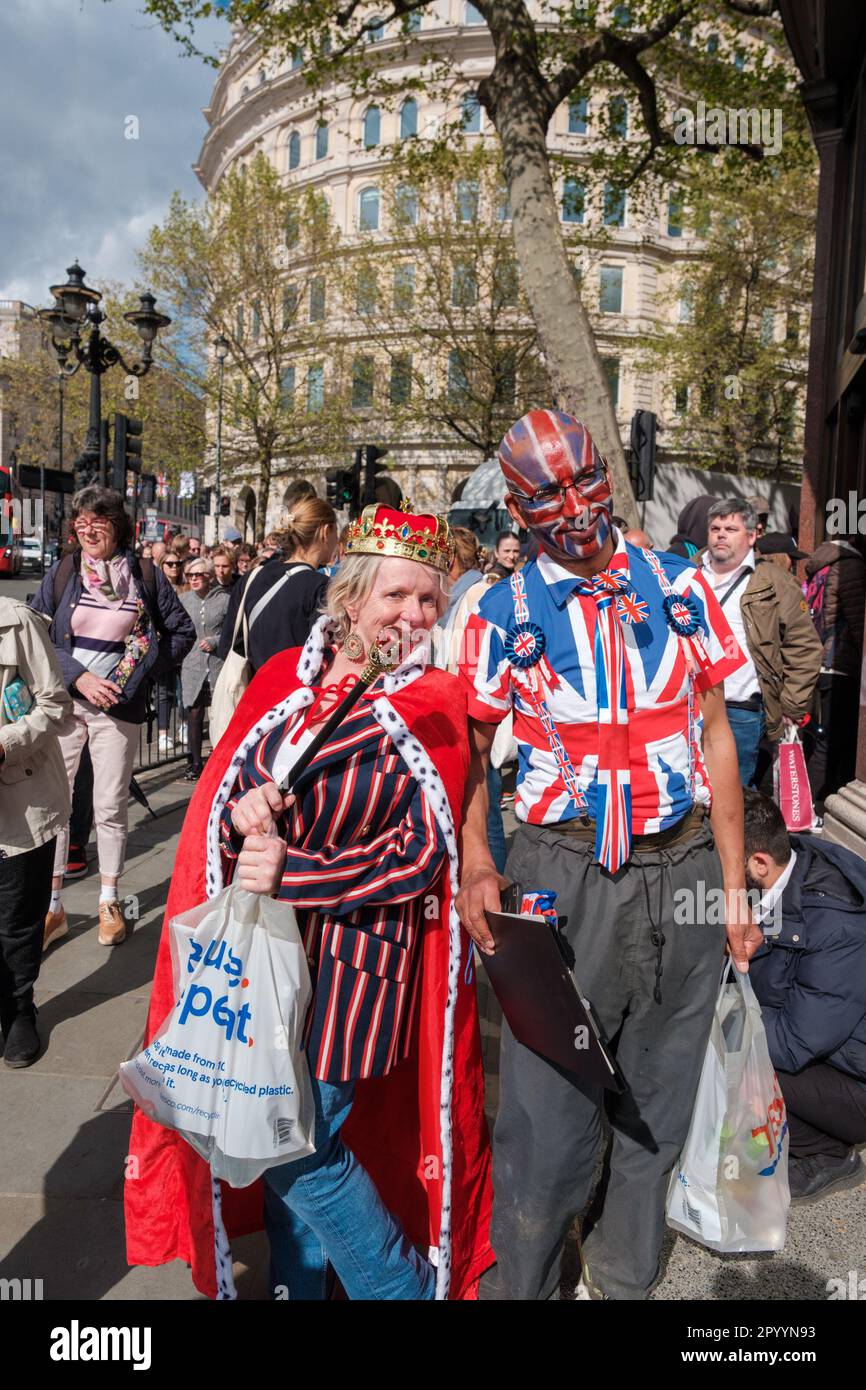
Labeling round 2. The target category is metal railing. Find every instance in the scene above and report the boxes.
[133,677,210,773]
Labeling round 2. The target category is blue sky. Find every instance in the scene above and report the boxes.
[0,0,228,306]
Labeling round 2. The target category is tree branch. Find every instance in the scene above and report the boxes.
[724,0,776,15]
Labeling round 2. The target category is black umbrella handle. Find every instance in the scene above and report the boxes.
[276,644,395,796]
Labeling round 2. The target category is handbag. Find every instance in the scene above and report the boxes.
[119,883,315,1188]
[773,727,814,832]
[665,964,790,1252]
[208,567,305,747]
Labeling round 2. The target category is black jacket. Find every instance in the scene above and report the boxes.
[30,549,195,724]
[217,559,328,675]
[803,540,865,678]
[749,835,866,1083]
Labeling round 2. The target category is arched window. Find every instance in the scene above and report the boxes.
[291,48,304,71]
[241,83,250,99]
[288,130,301,170]
[465,3,485,24]
[358,186,380,231]
[609,95,628,138]
[367,16,385,42]
[363,106,381,149]
[315,123,329,160]
[706,32,719,55]
[405,11,421,32]
[394,183,418,226]
[461,92,481,133]
[400,98,418,140]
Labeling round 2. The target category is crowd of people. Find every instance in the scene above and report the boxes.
[0,408,864,1302]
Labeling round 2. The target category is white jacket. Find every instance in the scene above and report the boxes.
[0,599,73,858]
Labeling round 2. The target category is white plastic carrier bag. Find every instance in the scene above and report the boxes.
[119,883,315,1188]
[665,963,790,1253]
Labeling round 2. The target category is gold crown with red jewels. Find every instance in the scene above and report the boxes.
[345,504,454,574]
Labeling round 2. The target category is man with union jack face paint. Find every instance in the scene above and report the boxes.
[456,408,762,1301]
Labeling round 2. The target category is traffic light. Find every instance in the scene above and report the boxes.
[200,487,212,515]
[140,473,157,507]
[629,410,657,503]
[219,496,231,516]
[362,444,395,507]
[112,414,143,492]
[326,467,358,512]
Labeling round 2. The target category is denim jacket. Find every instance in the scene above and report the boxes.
[30,549,195,724]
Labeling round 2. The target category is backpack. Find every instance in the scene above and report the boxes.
[803,564,830,645]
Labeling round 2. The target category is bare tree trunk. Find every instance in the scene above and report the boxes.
[482,68,638,524]
[256,451,272,543]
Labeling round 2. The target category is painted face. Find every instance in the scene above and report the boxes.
[499,409,613,559]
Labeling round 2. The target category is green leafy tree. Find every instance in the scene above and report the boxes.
[128,0,802,522]
[637,150,815,476]
[3,285,205,488]
[139,153,350,538]
[343,145,550,459]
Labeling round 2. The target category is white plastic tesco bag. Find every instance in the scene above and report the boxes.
[119,884,315,1188]
[665,964,790,1253]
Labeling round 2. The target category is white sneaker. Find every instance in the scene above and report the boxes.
[158,733,172,754]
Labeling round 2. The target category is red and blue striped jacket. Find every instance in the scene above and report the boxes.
[219,694,447,1084]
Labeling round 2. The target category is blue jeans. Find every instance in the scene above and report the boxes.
[263,1075,435,1301]
[726,704,765,787]
[487,764,507,874]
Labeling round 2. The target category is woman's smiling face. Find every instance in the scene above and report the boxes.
[345,557,442,663]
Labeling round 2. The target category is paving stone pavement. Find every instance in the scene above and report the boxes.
[0,768,863,1301]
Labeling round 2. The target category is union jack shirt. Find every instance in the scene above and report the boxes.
[219,695,447,1084]
[458,533,745,832]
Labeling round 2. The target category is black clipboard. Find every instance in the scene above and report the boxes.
[481,907,626,1092]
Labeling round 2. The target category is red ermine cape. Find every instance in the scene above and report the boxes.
[124,639,493,1299]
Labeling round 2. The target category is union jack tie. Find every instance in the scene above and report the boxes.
[574,571,633,873]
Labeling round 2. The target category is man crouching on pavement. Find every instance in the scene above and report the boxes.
[455,409,762,1300]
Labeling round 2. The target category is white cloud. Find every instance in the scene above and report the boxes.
[0,0,226,306]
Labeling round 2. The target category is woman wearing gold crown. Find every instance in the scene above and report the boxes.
[125,504,493,1301]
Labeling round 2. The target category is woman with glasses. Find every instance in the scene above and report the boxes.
[31,487,194,949]
[178,558,230,781]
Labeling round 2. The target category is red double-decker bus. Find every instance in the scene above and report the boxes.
[0,466,22,575]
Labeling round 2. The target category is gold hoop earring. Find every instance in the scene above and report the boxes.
[343,630,365,661]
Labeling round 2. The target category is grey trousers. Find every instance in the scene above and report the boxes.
[489,820,726,1300]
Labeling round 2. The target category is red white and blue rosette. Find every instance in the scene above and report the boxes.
[504,622,546,670]
[662,592,702,638]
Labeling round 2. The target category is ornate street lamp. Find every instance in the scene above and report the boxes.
[38,262,171,488]
[214,333,230,542]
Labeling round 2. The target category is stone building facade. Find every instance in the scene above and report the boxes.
[194,2,798,532]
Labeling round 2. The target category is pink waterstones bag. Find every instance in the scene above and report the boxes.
[773,728,814,832]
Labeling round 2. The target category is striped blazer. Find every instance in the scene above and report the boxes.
[219,693,447,1084]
